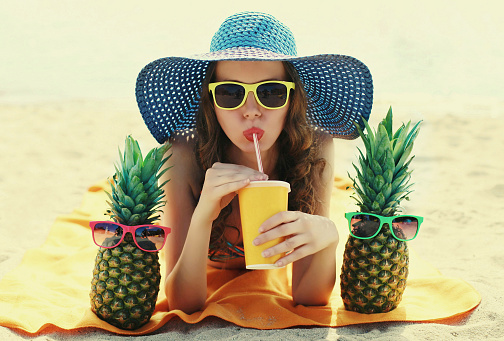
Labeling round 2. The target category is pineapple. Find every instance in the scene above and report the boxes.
[90,136,171,329]
[340,107,421,313]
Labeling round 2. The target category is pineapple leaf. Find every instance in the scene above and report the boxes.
[355,120,374,159]
[395,143,414,174]
[349,195,363,206]
[352,163,364,182]
[127,176,141,195]
[121,207,132,220]
[125,137,135,170]
[364,184,377,199]
[130,182,145,202]
[380,183,392,200]
[134,192,148,205]
[394,157,415,179]
[392,125,405,151]
[104,189,114,203]
[129,163,142,181]
[388,191,407,203]
[391,172,410,192]
[105,200,122,215]
[159,179,171,190]
[354,186,372,206]
[375,192,386,208]
[381,207,394,216]
[375,124,389,163]
[132,204,146,214]
[384,149,395,174]
[384,200,399,210]
[160,152,173,167]
[383,169,393,184]
[371,159,383,175]
[371,201,381,212]
[373,174,385,193]
[143,174,158,194]
[141,152,157,183]
[361,118,375,150]
[156,165,172,180]
[128,214,141,226]
[383,107,393,139]
[121,195,136,209]
[359,203,372,212]
[147,189,164,203]
[404,121,422,149]
[131,138,143,165]
[118,147,126,175]
[392,121,411,163]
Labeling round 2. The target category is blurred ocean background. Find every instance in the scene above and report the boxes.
[1,0,502,104]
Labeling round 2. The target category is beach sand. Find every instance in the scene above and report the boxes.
[1,97,502,340]
[1,1,503,339]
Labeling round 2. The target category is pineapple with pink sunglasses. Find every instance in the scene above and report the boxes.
[89,136,171,330]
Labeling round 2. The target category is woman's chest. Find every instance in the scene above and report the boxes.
[223,198,243,244]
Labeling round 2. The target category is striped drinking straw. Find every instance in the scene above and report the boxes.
[252,133,264,173]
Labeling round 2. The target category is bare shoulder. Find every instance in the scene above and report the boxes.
[313,131,335,216]
[164,131,203,197]
[314,130,334,162]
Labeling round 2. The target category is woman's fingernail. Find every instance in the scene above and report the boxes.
[253,238,259,245]
[262,250,270,257]
[275,261,283,267]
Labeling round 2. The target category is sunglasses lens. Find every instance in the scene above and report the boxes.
[256,82,288,108]
[349,214,381,238]
[214,83,245,109]
[93,222,123,248]
[135,226,167,251]
[392,217,419,240]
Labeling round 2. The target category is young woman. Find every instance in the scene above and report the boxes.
[135,12,373,314]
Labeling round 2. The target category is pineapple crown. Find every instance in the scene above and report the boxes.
[349,107,422,216]
[105,136,172,226]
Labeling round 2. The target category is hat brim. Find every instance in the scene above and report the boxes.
[135,47,373,144]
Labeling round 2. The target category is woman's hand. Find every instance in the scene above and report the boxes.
[253,211,339,267]
[196,162,268,223]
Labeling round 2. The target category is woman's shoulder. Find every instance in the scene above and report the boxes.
[167,130,204,187]
[313,129,334,156]
[170,130,198,153]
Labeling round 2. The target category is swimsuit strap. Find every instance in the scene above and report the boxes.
[208,240,244,262]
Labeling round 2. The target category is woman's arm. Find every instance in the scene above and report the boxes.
[253,134,339,305]
[291,135,338,305]
[161,138,267,313]
[160,137,209,313]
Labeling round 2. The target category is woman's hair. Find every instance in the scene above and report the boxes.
[195,61,327,260]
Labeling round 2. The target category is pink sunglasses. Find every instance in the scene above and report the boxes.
[90,221,171,252]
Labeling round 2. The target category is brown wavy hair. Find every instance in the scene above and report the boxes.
[195,61,327,260]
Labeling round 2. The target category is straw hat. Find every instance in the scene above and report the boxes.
[135,11,373,144]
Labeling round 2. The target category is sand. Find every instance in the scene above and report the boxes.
[1,1,504,339]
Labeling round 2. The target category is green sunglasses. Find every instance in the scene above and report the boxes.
[345,212,423,241]
[208,81,295,110]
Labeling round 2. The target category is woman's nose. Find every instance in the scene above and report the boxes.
[242,92,261,118]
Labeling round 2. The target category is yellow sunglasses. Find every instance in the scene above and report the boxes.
[208,81,295,110]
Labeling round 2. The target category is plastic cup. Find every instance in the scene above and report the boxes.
[238,180,291,270]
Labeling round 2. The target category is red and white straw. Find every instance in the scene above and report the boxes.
[252,133,264,173]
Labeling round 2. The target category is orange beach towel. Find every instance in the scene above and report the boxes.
[0,179,480,335]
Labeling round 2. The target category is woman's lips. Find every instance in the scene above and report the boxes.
[243,127,264,142]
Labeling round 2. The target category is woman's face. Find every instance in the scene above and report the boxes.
[213,61,290,156]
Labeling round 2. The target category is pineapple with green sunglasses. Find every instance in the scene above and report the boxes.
[340,108,422,314]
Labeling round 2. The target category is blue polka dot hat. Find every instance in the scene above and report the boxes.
[135,11,373,144]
